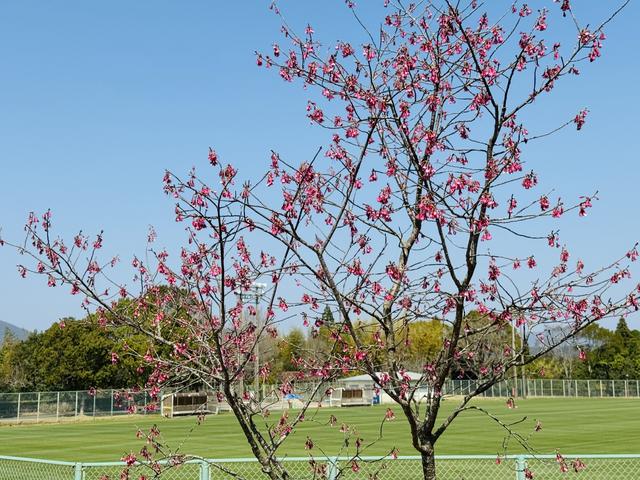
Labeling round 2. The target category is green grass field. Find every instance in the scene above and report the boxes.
[0,398,638,462]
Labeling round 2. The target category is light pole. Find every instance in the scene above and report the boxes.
[512,322,518,398]
[235,282,267,398]
[521,322,527,399]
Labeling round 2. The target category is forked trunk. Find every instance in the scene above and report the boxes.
[421,449,437,480]
[260,460,289,480]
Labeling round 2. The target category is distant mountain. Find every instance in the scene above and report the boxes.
[0,320,30,343]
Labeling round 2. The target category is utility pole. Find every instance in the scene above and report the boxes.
[521,322,527,399]
[235,282,267,399]
[512,323,518,398]
[252,283,266,398]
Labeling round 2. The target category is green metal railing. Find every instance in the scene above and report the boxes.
[1,454,639,479]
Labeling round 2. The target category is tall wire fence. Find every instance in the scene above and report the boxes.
[1,454,639,479]
[0,389,155,424]
[445,378,640,399]
[1,378,639,424]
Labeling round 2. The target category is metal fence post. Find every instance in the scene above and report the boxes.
[16,393,21,423]
[200,460,210,480]
[625,380,629,397]
[515,455,526,480]
[328,456,339,480]
[600,380,603,397]
[74,462,83,480]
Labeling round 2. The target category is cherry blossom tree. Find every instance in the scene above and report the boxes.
[244,1,637,478]
[2,1,638,479]
[3,175,347,478]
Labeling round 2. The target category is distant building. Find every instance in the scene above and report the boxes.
[334,371,430,406]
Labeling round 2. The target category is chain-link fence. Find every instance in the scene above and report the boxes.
[0,456,77,480]
[256,378,640,407]
[2,454,640,479]
[268,378,640,406]
[444,378,640,399]
[1,378,638,425]
[0,389,157,424]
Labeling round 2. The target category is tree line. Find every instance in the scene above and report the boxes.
[528,318,640,380]
[0,318,146,392]
[2,307,637,393]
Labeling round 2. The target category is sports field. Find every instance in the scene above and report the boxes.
[0,398,638,462]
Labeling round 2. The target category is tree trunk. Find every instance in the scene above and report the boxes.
[421,449,437,480]
[260,460,289,480]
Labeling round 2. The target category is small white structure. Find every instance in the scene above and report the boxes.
[330,384,373,407]
[334,372,429,406]
[161,392,230,418]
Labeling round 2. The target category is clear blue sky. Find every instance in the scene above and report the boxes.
[0,1,638,332]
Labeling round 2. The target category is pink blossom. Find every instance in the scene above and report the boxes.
[552,204,564,218]
[572,459,586,472]
[345,127,359,138]
[488,262,500,280]
[363,44,376,60]
[121,453,137,467]
[208,148,218,166]
[522,172,537,190]
[579,197,592,216]
[539,196,550,211]
[535,11,547,31]
[574,109,588,130]
[519,4,532,17]
[278,298,288,311]
[339,42,354,57]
